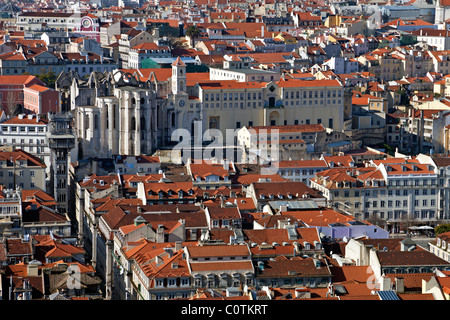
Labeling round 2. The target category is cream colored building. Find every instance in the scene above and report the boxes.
[310,157,443,233]
[194,78,344,137]
[0,148,46,191]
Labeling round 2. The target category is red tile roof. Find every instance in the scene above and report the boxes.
[2,114,48,125]
[279,208,359,227]
[0,75,42,86]
[0,149,46,168]
[252,181,322,199]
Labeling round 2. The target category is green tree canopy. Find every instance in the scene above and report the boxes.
[185,25,201,48]
[23,70,57,88]
[435,224,450,235]
[36,69,57,88]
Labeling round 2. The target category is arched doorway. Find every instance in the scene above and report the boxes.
[269,111,279,126]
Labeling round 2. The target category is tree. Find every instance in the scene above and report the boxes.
[4,90,21,117]
[36,69,57,89]
[23,70,57,89]
[435,223,450,235]
[185,25,201,48]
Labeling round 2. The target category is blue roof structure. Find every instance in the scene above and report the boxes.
[377,291,400,300]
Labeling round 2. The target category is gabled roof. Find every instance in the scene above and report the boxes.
[1,114,48,125]
[258,256,331,278]
[172,56,186,66]
[251,181,322,199]
[377,250,450,267]
[0,149,46,168]
[0,74,42,86]
[280,208,360,227]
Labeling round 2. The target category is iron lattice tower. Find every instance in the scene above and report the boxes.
[47,113,75,214]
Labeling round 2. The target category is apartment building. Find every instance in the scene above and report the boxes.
[16,12,74,31]
[193,63,344,146]
[413,29,450,51]
[0,75,44,115]
[0,148,47,191]
[357,50,403,82]
[246,181,327,211]
[275,159,329,185]
[391,108,450,155]
[0,187,22,237]
[310,157,441,233]
[0,114,51,182]
[128,43,171,69]
[429,231,450,263]
[113,155,161,175]
[427,50,450,75]
[237,124,350,162]
[23,84,60,114]
[120,241,191,300]
[185,244,255,289]
[118,29,158,68]
[0,51,27,76]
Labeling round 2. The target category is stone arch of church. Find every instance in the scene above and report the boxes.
[131,116,136,131]
[171,111,176,127]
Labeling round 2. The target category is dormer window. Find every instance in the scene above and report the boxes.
[303,241,311,250]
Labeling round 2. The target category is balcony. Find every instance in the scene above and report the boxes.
[48,138,75,149]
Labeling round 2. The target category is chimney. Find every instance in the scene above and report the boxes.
[27,264,39,277]
[175,241,182,251]
[380,276,391,291]
[395,277,405,294]
[156,224,164,243]
[295,287,311,299]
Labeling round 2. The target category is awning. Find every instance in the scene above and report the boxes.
[409,226,434,230]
